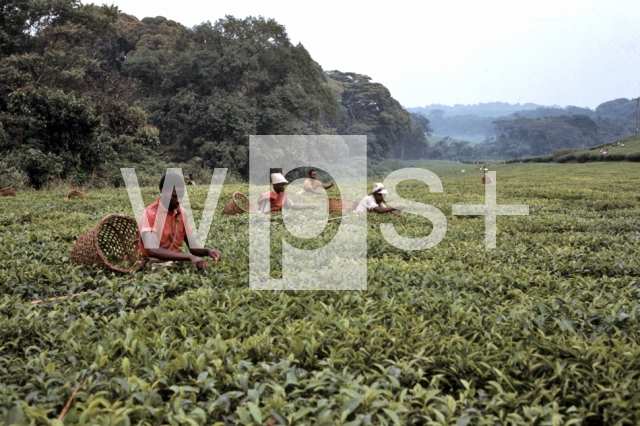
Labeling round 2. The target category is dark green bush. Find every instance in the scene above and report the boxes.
[532,155,553,163]
[556,154,576,163]
[604,153,627,161]
[627,152,640,162]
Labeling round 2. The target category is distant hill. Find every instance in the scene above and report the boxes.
[406,102,544,118]
[406,99,636,144]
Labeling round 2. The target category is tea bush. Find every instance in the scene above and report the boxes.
[1,162,639,425]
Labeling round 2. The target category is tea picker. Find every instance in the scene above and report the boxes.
[354,183,405,217]
[295,169,335,195]
[257,173,316,213]
[138,173,221,269]
[481,169,493,184]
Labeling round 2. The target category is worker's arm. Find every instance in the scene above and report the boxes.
[257,198,271,214]
[185,234,221,263]
[142,231,209,269]
[322,183,334,190]
[371,204,406,214]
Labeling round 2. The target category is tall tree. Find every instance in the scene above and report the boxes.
[324,71,411,159]
[124,16,337,176]
[393,113,431,160]
[0,0,158,187]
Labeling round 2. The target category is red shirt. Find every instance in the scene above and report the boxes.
[259,190,292,212]
[138,198,192,257]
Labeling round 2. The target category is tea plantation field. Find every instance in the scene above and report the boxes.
[1,162,639,425]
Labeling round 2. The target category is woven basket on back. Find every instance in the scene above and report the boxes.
[328,198,359,214]
[0,186,16,197]
[65,190,86,200]
[222,192,258,215]
[71,214,146,273]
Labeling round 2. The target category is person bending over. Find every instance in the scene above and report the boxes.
[355,183,405,217]
[139,173,221,269]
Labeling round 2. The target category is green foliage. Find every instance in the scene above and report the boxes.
[0,158,29,189]
[391,113,431,160]
[409,102,635,159]
[325,71,412,159]
[1,163,640,424]
[123,16,338,176]
[595,98,638,120]
[0,0,120,90]
[2,3,422,186]
[1,86,100,187]
[0,1,160,188]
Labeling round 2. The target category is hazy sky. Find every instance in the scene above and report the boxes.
[108,0,639,109]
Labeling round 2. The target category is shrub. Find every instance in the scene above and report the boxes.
[553,148,579,161]
[627,152,640,162]
[0,160,30,190]
[556,153,576,163]
[532,155,553,163]
[575,152,592,163]
[604,153,627,161]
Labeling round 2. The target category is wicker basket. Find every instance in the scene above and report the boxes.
[65,190,86,200]
[71,214,146,273]
[222,192,258,215]
[0,186,16,197]
[328,198,359,214]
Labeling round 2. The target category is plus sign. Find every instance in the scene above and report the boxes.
[452,171,528,249]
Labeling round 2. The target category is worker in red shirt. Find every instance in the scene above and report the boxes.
[257,173,316,213]
[139,173,221,269]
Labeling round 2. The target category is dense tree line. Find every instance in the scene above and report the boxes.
[0,1,160,187]
[1,1,420,188]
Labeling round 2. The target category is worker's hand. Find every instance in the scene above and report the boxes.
[207,249,222,263]
[189,255,209,269]
[307,205,316,210]
[395,205,406,211]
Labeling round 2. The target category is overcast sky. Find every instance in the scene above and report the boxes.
[108,0,639,109]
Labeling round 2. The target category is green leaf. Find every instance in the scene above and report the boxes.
[247,402,262,424]
[382,408,401,425]
[340,397,362,422]
[4,405,26,426]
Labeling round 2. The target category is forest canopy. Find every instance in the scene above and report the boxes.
[0,1,420,188]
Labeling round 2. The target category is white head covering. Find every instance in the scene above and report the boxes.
[271,173,288,185]
[371,182,388,195]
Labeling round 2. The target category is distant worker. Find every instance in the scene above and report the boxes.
[187,173,196,186]
[481,169,493,184]
[258,173,316,213]
[355,183,405,216]
[298,169,334,195]
[139,173,221,270]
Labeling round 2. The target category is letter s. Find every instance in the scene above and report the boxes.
[380,168,447,250]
